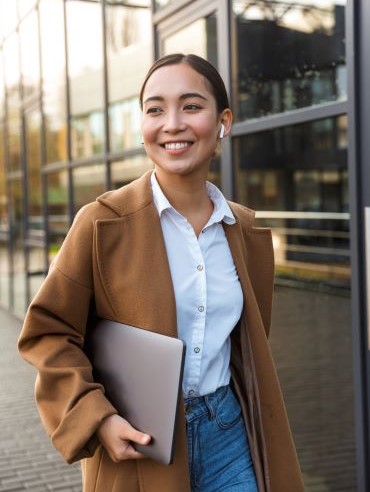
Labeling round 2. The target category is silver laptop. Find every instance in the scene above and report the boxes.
[84,318,185,465]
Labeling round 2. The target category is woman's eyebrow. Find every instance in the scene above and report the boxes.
[180,92,208,101]
[143,92,208,105]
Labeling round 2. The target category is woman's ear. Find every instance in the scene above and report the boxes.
[219,108,233,138]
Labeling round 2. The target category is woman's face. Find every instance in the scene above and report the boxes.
[141,63,231,181]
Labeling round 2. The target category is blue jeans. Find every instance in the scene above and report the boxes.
[184,385,258,492]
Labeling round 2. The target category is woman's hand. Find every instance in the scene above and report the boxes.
[96,414,151,462]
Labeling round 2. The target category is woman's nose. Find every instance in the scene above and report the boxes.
[162,110,185,133]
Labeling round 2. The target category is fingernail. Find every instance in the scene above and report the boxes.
[142,434,150,444]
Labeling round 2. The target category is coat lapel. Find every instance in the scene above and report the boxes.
[223,219,269,492]
[93,174,178,338]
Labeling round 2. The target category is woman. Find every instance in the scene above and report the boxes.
[18,54,304,492]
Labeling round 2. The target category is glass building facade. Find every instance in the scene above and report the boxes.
[2,0,370,490]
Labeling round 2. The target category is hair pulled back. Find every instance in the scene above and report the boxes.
[139,53,230,114]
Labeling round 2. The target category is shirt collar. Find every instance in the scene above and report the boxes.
[150,171,236,225]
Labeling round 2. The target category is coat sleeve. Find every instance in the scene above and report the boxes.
[18,204,117,464]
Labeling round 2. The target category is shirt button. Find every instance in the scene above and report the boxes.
[194,347,200,353]
[198,306,204,312]
[197,265,203,271]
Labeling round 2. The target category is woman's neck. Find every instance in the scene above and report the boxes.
[155,171,214,236]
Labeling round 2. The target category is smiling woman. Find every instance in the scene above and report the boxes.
[141,63,231,196]
[18,54,304,492]
[139,55,232,222]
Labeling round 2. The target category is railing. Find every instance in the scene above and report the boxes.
[255,211,350,284]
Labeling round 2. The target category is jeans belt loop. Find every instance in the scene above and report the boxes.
[204,394,216,420]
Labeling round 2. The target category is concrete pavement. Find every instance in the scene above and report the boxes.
[0,309,82,492]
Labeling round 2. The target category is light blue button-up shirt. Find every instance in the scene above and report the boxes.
[151,173,244,398]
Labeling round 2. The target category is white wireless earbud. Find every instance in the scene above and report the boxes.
[219,124,225,139]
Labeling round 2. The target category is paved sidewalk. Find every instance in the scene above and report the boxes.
[0,309,82,492]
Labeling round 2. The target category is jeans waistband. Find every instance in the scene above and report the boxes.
[184,385,230,420]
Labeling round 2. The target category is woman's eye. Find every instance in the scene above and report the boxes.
[184,104,201,111]
[146,107,162,115]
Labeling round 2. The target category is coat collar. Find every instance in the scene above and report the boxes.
[96,169,257,229]
[96,171,154,217]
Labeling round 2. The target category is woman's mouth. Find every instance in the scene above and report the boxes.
[162,142,193,150]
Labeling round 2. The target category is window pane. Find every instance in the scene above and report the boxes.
[111,155,152,188]
[163,15,218,67]
[71,111,104,158]
[155,0,177,11]
[0,57,4,120]
[3,34,21,172]
[40,0,67,164]
[0,2,18,40]
[232,0,346,120]
[0,241,10,308]
[19,0,37,17]
[26,110,43,231]
[106,2,152,152]
[109,98,142,152]
[73,164,105,213]
[19,11,40,99]
[0,125,7,232]
[47,170,69,262]
[270,284,355,491]
[10,179,26,316]
[234,115,355,490]
[66,1,104,159]
[27,247,46,302]
[234,115,349,287]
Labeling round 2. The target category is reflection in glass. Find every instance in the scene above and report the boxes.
[234,115,349,286]
[19,11,40,99]
[111,155,152,188]
[0,126,7,232]
[18,0,37,17]
[71,111,104,158]
[232,0,346,120]
[270,285,355,492]
[0,242,10,308]
[109,98,141,152]
[0,2,18,40]
[67,1,104,159]
[27,247,46,302]
[106,2,152,152]
[40,0,67,164]
[10,179,26,316]
[73,164,105,214]
[26,110,42,231]
[0,61,4,120]
[47,170,69,261]
[7,104,21,172]
[109,0,151,4]
[3,34,21,172]
[163,15,218,67]
[155,0,177,11]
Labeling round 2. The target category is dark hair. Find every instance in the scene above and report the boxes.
[139,53,230,114]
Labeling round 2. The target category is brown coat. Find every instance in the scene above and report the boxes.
[18,171,304,492]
